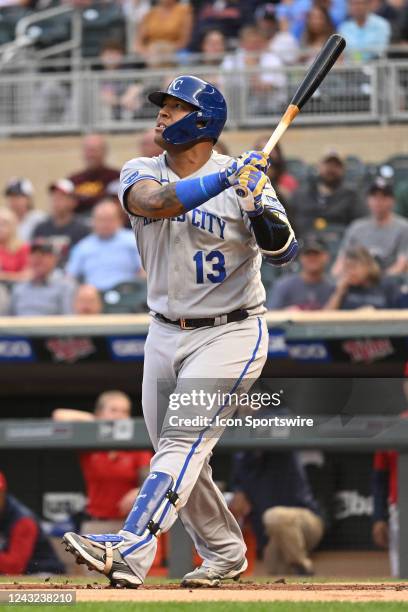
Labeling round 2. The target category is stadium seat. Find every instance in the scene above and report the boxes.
[261,261,280,295]
[81,3,126,58]
[344,155,368,188]
[363,162,380,186]
[382,155,408,189]
[29,13,72,51]
[102,279,147,314]
[285,158,310,182]
[0,6,32,45]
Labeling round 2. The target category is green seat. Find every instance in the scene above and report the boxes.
[344,155,368,188]
[261,261,282,292]
[0,7,32,45]
[81,4,126,58]
[383,155,408,189]
[30,13,72,50]
[0,21,15,45]
[261,256,299,296]
[102,280,147,314]
[285,158,310,182]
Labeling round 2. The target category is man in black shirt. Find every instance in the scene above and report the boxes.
[68,134,120,217]
[32,179,89,266]
[290,151,367,239]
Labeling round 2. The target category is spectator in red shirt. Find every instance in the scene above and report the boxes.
[372,398,408,577]
[0,208,30,283]
[68,134,120,218]
[373,451,398,576]
[0,472,65,575]
[52,391,152,527]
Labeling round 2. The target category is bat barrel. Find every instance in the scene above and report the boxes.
[234,34,345,200]
[290,34,346,110]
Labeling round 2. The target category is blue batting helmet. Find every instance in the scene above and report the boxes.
[148,75,227,145]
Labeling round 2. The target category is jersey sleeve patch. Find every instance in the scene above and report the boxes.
[123,171,161,186]
[119,158,162,215]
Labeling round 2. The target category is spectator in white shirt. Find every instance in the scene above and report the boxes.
[10,238,76,316]
[255,4,299,65]
[221,26,287,111]
[4,179,46,243]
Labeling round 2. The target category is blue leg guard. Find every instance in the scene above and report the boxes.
[123,471,179,537]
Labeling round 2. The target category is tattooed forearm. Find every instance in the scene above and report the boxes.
[127,183,185,219]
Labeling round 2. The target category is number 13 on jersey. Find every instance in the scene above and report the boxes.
[193,250,226,284]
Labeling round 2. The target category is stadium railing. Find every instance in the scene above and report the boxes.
[0,59,406,135]
[0,5,82,66]
[389,61,408,120]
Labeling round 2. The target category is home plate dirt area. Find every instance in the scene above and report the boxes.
[1,582,408,603]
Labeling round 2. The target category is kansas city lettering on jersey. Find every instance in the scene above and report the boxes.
[143,208,226,240]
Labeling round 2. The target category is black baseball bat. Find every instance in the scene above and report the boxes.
[236,34,346,197]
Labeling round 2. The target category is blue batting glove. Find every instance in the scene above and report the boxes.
[220,150,270,188]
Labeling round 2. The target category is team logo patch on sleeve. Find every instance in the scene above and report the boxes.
[123,171,140,185]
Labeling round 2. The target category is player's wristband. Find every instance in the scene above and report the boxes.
[175,172,229,212]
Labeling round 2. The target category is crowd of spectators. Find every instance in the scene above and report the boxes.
[105,0,406,60]
[3,1,408,66]
[0,128,407,316]
[0,132,147,316]
[263,142,408,312]
[93,0,407,122]
[3,0,406,128]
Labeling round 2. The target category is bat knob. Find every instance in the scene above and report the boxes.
[235,187,248,198]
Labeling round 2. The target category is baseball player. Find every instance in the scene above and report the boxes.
[63,75,298,588]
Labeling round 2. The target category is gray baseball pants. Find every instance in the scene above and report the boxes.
[117,314,268,581]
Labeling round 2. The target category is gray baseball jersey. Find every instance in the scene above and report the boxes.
[119,151,268,319]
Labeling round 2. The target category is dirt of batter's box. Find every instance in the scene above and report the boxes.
[1,582,408,592]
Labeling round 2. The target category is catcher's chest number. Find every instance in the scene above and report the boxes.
[193,250,226,284]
